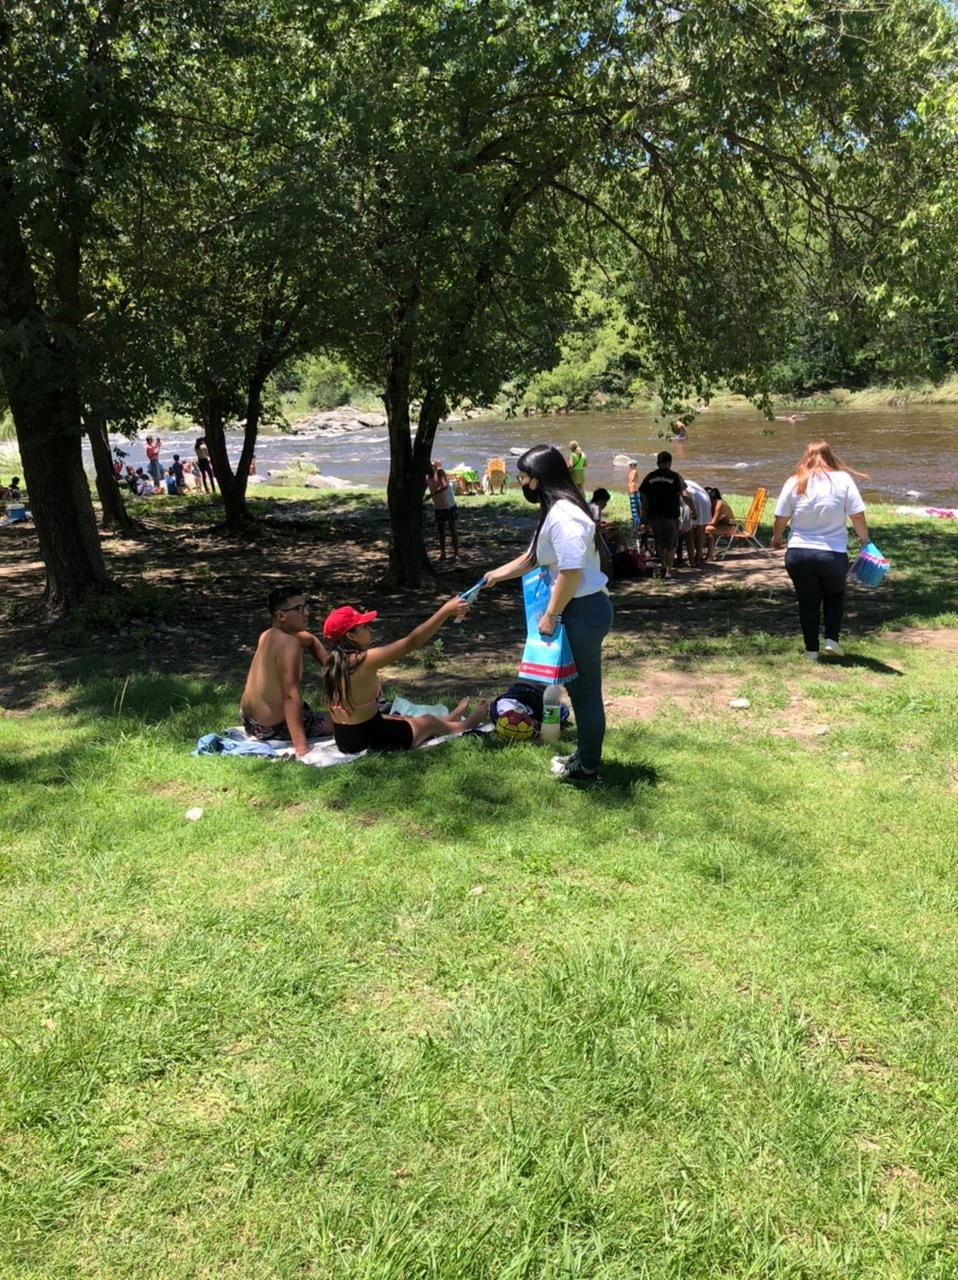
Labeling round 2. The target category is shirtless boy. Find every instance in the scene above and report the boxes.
[240,584,333,755]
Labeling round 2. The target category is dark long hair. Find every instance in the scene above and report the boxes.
[517,444,601,562]
[323,636,368,711]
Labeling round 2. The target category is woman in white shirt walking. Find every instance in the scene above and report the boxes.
[772,440,870,660]
[481,445,613,782]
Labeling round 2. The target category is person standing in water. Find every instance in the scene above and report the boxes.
[145,435,162,484]
[568,440,587,493]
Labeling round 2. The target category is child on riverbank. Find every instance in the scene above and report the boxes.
[322,601,488,753]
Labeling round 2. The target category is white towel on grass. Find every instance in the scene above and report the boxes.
[224,700,490,769]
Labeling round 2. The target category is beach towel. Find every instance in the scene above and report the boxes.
[193,700,490,768]
[893,505,957,519]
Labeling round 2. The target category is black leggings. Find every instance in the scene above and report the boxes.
[785,548,849,651]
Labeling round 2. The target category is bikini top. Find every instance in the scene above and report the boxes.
[330,678,382,721]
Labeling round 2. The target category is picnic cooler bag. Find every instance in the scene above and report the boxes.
[518,567,578,684]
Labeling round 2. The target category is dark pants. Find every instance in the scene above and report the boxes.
[785,548,848,652]
[562,591,614,772]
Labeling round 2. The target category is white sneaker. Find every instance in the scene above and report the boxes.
[823,640,844,658]
[551,752,577,775]
[551,751,600,782]
[803,650,819,661]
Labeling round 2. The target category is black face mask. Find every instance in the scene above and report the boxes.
[521,482,539,504]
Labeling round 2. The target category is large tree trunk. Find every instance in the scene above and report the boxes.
[235,372,264,503]
[383,347,436,587]
[86,411,135,533]
[199,372,265,530]
[0,163,110,609]
[10,394,111,609]
[199,393,235,522]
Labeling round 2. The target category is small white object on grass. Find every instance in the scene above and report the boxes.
[728,698,750,709]
[185,807,204,821]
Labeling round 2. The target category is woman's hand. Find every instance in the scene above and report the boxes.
[538,611,557,637]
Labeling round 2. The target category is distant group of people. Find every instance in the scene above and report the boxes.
[115,434,226,497]
[620,451,734,578]
[1,476,23,502]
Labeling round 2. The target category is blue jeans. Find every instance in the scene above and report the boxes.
[784,548,849,651]
[562,591,614,771]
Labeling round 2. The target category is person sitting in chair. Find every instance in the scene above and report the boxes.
[704,486,737,561]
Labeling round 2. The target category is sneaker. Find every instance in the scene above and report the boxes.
[551,751,600,783]
[823,639,844,658]
[803,650,819,661]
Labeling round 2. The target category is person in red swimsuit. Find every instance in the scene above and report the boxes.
[322,603,488,753]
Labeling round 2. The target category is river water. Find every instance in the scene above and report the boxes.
[104,404,958,506]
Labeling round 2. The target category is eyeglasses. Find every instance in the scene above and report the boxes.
[283,601,309,614]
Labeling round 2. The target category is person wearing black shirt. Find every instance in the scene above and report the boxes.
[638,451,694,579]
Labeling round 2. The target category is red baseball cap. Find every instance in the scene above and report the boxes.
[323,605,378,642]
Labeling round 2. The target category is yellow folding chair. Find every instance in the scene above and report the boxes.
[714,487,770,560]
[485,456,506,493]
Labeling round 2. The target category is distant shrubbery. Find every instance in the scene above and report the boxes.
[271,355,381,417]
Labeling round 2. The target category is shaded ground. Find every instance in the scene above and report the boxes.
[0,491,952,720]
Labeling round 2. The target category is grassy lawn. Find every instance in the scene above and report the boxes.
[1,495,957,1278]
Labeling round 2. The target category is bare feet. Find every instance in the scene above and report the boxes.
[461,700,489,732]
[450,696,470,719]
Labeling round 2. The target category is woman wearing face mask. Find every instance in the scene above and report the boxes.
[481,444,613,782]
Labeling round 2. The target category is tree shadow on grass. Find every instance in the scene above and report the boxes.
[59,676,233,726]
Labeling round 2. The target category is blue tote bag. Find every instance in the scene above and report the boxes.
[849,541,889,589]
[518,567,578,684]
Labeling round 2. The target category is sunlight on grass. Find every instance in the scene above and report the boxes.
[2,508,958,1277]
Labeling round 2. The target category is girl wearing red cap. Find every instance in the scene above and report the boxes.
[322,600,488,753]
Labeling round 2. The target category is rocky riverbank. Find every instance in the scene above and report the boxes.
[286,405,387,437]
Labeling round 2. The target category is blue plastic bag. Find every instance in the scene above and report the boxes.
[517,567,578,684]
[849,542,889,588]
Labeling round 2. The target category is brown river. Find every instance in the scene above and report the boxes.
[112,404,958,506]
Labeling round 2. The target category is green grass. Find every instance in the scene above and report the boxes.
[2,510,958,1277]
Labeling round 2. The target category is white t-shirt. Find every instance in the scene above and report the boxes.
[684,479,712,525]
[535,498,608,596]
[775,471,865,552]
